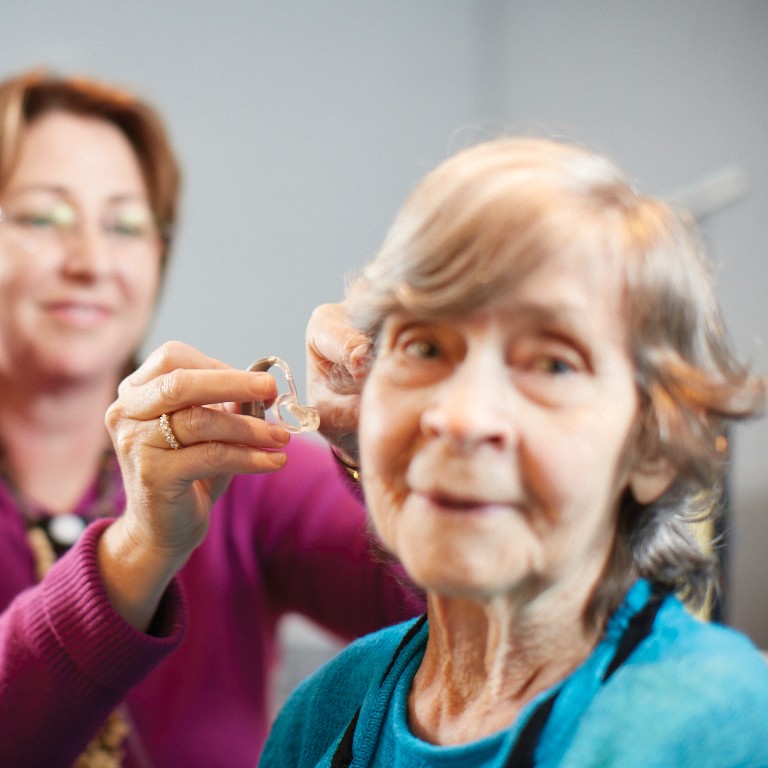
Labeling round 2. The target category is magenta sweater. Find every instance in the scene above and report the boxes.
[0,437,422,767]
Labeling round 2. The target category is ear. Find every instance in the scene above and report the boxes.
[629,456,676,504]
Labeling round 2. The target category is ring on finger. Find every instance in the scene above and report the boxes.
[159,412,183,450]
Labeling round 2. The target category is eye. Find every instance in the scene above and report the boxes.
[14,212,56,229]
[529,356,575,375]
[514,332,587,378]
[510,334,594,405]
[402,337,442,360]
[104,205,156,239]
[13,201,76,230]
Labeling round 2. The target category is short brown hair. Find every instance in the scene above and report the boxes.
[0,68,181,270]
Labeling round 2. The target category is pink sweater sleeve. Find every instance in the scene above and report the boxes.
[0,518,187,767]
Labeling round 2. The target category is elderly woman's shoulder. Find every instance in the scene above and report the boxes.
[261,617,425,767]
[556,599,768,766]
[317,614,426,681]
[613,597,765,745]
[293,615,421,695]
[603,593,768,710]
[651,595,768,681]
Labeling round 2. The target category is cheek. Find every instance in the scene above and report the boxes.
[359,383,401,501]
[359,376,426,473]
[527,410,636,519]
[360,377,405,469]
[0,255,42,292]
[359,379,418,545]
[122,260,162,311]
[0,259,48,331]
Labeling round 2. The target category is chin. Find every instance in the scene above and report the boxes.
[42,353,123,383]
[404,562,513,601]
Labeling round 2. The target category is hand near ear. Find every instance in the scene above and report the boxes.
[306,302,372,463]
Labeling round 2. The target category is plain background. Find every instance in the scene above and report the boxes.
[2,1,766,666]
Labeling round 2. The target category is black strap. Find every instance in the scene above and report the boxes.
[380,613,428,684]
[602,590,664,682]
[330,708,360,768]
[502,690,559,768]
[331,614,427,767]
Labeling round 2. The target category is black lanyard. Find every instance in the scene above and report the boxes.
[331,591,664,768]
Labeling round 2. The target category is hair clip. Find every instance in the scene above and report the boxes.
[241,356,320,434]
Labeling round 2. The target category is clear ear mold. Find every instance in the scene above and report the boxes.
[242,356,320,434]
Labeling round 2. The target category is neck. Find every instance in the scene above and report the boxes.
[0,375,119,514]
[410,584,603,746]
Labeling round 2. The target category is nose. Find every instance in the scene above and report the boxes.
[61,218,113,278]
[420,353,514,452]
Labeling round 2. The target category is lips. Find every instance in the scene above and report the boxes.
[407,451,521,512]
[422,490,487,509]
[43,299,114,328]
[412,486,516,517]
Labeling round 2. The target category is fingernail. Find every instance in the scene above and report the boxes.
[269,424,290,444]
[269,451,287,467]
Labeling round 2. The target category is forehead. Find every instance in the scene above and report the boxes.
[405,233,629,336]
[508,246,628,335]
[7,111,146,196]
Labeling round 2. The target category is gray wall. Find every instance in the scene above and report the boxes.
[2,1,766,645]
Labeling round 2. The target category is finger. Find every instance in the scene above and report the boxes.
[136,410,289,482]
[134,422,288,480]
[307,303,371,396]
[127,340,233,387]
[123,367,279,420]
[306,303,369,363]
[155,406,290,452]
[155,439,289,476]
[346,339,373,383]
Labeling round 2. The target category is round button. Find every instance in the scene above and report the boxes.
[47,514,87,548]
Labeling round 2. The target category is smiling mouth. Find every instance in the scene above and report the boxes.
[45,301,113,326]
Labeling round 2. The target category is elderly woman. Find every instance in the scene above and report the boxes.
[261,137,768,766]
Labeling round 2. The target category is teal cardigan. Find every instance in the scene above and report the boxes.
[261,580,768,767]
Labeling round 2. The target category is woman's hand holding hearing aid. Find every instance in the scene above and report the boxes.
[100,340,291,630]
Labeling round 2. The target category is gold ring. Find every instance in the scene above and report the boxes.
[159,412,183,450]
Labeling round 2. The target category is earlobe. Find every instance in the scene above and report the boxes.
[629,457,676,504]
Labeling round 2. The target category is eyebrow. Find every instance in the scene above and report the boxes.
[510,299,631,362]
[503,301,596,333]
[6,183,69,196]
[6,184,150,204]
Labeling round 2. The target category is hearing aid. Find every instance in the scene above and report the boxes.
[241,356,320,434]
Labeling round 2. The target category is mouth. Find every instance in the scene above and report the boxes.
[406,451,522,515]
[43,300,113,328]
[416,489,507,514]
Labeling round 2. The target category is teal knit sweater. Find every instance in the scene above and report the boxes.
[261,580,768,767]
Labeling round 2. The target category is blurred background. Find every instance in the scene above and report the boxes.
[2,0,766,687]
